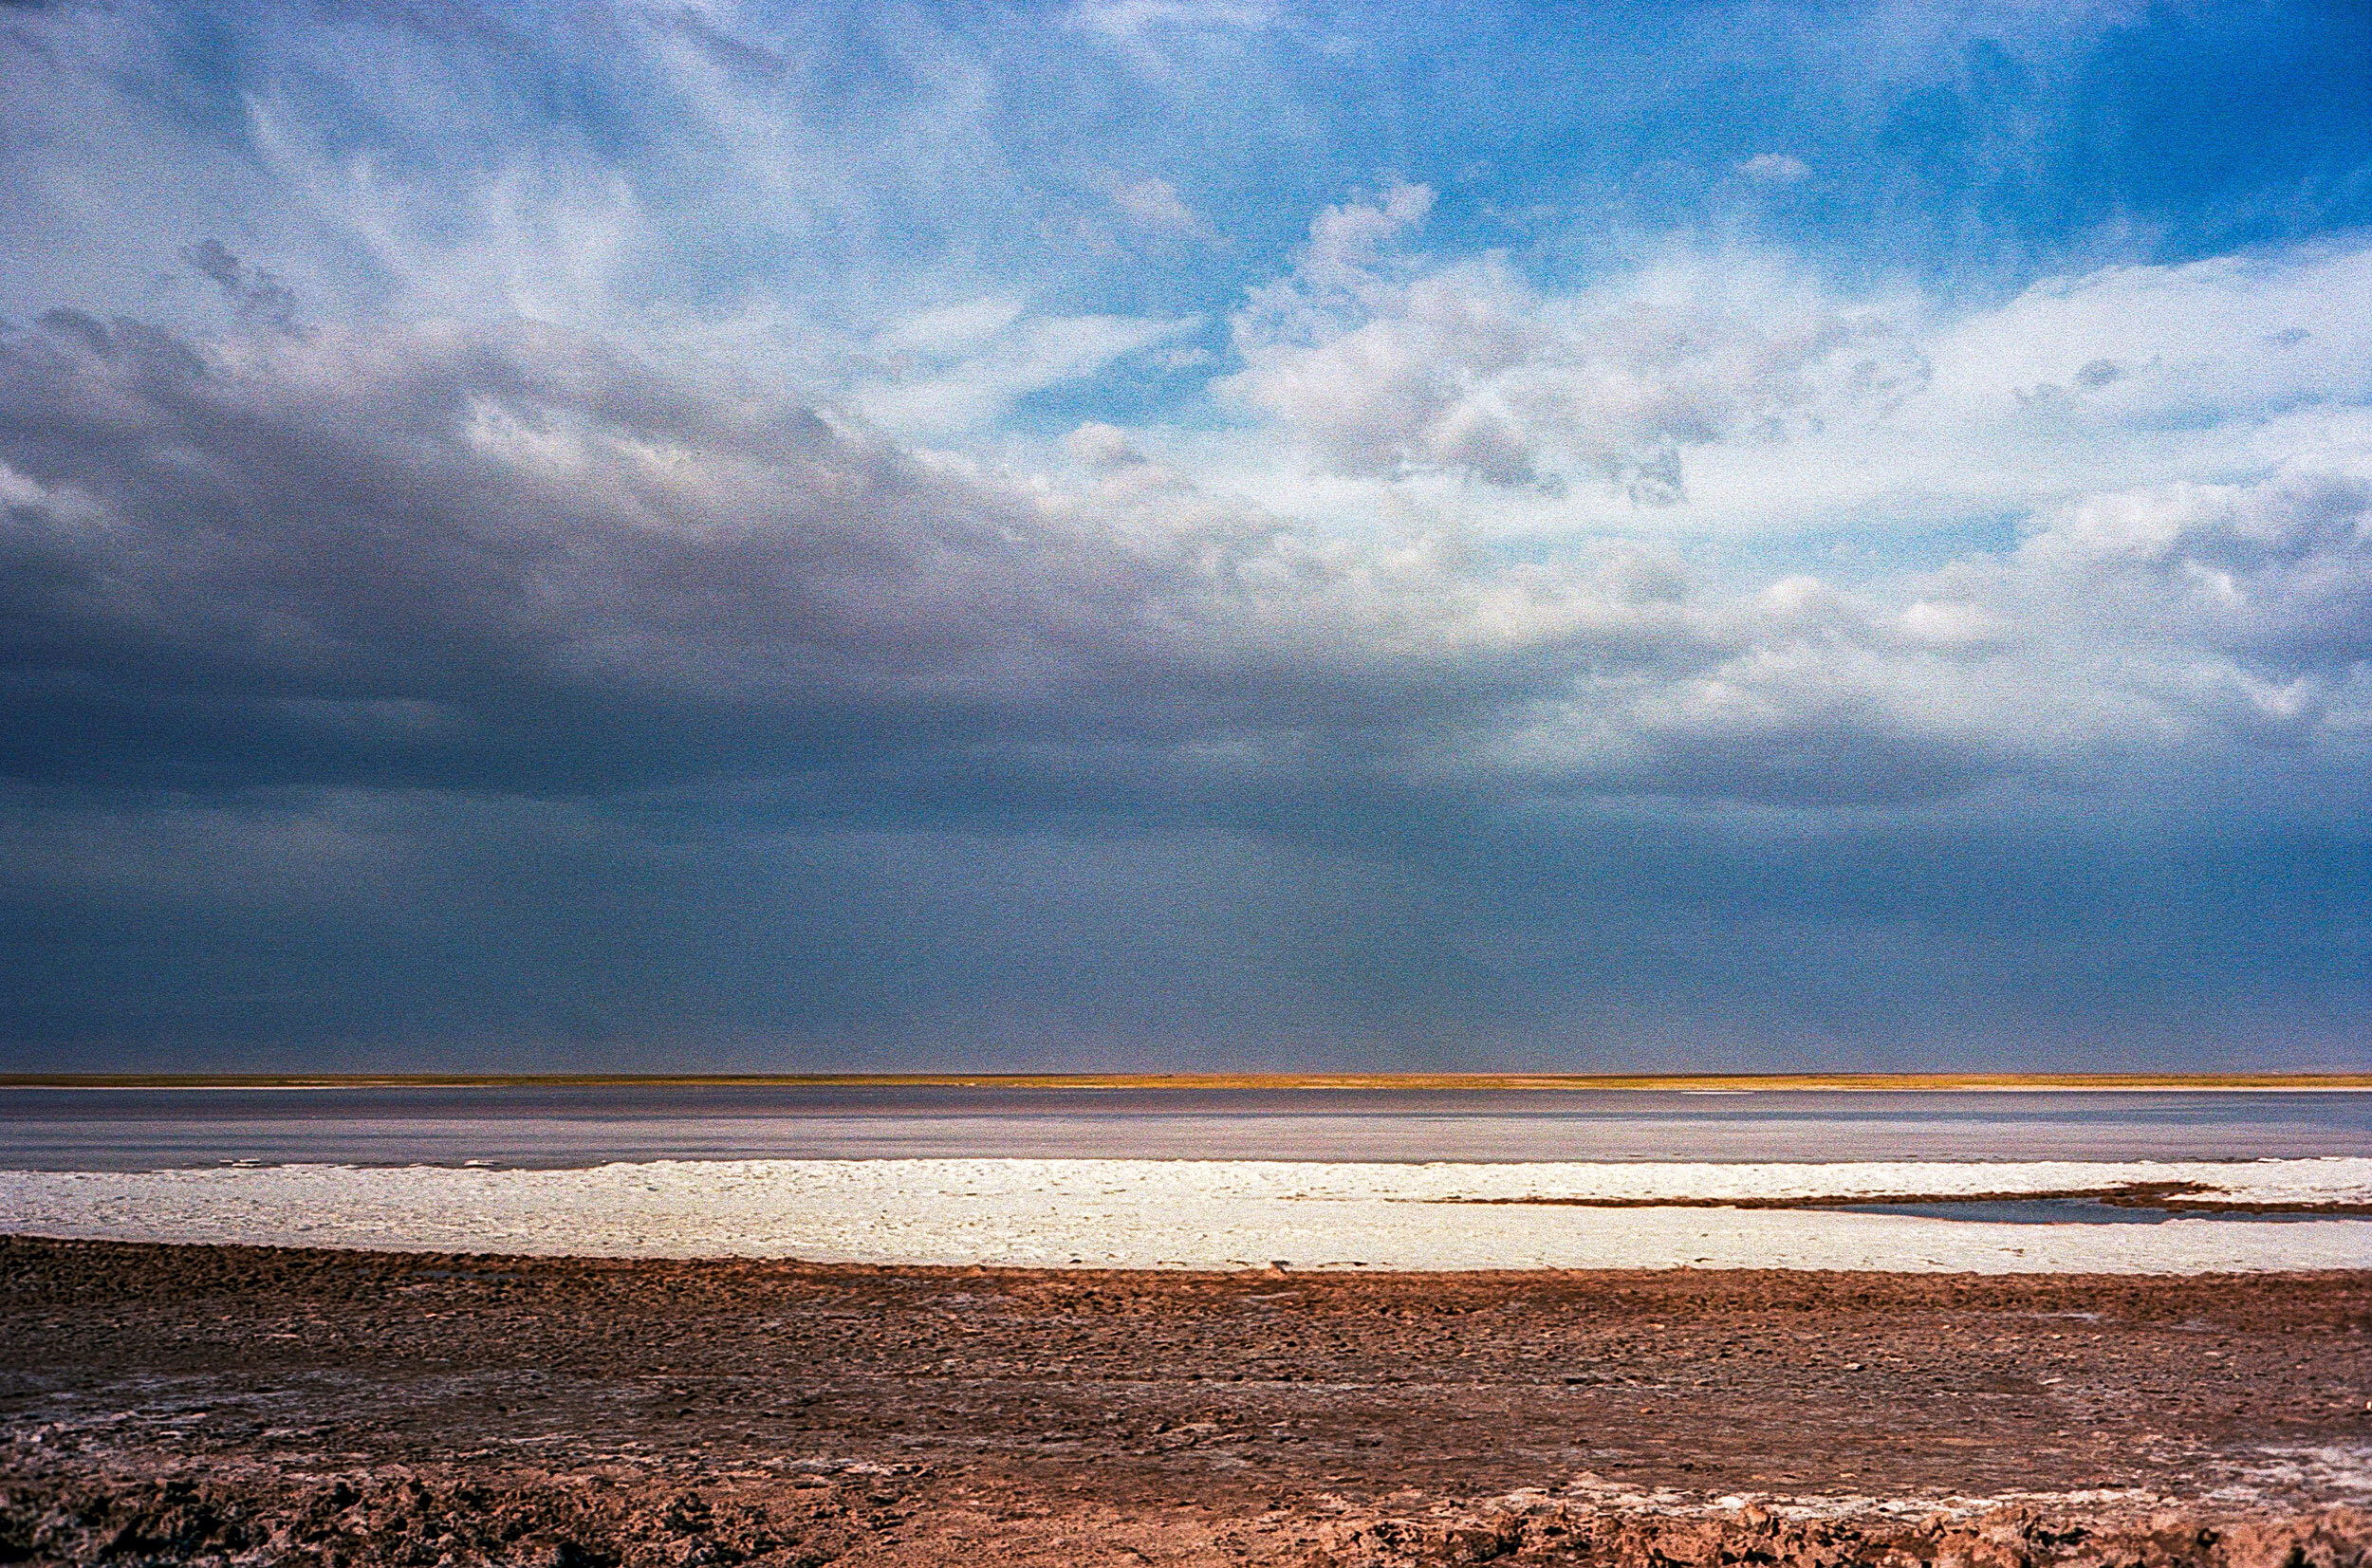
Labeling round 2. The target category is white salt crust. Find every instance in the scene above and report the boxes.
[4,1157,2370,1272]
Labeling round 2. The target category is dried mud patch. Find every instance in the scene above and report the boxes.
[0,1458,899,1568]
[6,1240,2372,1565]
[1263,1489,2372,1568]
[7,1462,2372,1568]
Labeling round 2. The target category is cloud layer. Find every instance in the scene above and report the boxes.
[0,1,2366,1067]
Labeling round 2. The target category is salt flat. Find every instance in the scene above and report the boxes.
[8,1236,2369,1566]
[5,1156,2371,1271]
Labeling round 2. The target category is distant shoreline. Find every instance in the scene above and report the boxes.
[4,1071,2370,1091]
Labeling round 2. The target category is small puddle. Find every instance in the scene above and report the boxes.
[1418,1186,2369,1223]
[1827,1197,2336,1226]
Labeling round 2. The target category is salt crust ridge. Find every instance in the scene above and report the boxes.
[4,1157,2371,1271]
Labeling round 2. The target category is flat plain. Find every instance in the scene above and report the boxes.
[4,1237,2370,1565]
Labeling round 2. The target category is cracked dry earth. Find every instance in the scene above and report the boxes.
[3,1237,2371,1566]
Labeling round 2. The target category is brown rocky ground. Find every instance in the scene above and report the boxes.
[2,1237,2369,1565]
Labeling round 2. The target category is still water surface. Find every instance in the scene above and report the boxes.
[2,1084,2367,1171]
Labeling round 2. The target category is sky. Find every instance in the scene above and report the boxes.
[1,0,2368,1072]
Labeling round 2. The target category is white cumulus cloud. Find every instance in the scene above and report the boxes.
[1222,188,1928,500]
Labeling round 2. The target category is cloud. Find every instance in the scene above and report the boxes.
[1211,227,2372,562]
[1104,175,1214,238]
[1223,190,1929,499]
[177,239,303,331]
[1066,0,1275,41]
[6,293,2368,843]
[0,308,1759,816]
[1063,420,1147,469]
[1736,152,1810,183]
[853,304,1201,434]
[2011,468,2372,708]
[1923,245,2372,429]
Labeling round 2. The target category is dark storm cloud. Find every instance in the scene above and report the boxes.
[6,303,2370,830]
[177,239,302,331]
[0,307,1767,816]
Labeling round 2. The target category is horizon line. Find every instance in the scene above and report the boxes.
[5,1071,2371,1091]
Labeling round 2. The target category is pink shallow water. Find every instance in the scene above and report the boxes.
[1,1085,2367,1170]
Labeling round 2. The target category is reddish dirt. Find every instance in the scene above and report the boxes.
[3,1237,2370,1565]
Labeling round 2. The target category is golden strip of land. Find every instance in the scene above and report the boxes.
[3,1071,2369,1090]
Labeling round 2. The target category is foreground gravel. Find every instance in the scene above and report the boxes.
[4,1237,2370,1565]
